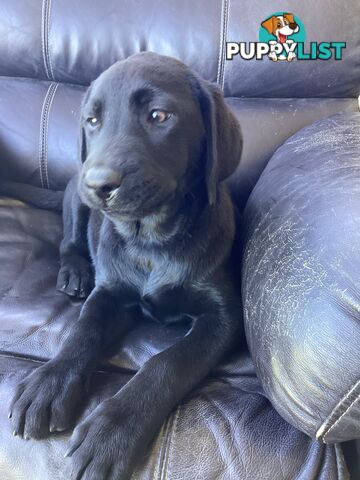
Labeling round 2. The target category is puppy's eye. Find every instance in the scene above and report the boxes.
[148,109,171,124]
[86,116,99,127]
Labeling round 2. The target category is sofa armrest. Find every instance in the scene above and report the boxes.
[242,112,360,444]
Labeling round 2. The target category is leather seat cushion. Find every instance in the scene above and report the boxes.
[0,198,349,479]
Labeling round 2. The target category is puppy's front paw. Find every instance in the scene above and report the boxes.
[10,362,86,439]
[65,399,140,480]
[57,256,93,299]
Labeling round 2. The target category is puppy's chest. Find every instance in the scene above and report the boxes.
[125,245,157,283]
[97,241,194,323]
[98,242,153,283]
[131,251,155,273]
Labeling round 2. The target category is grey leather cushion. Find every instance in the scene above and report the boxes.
[242,112,360,445]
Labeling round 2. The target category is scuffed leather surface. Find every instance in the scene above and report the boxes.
[242,112,360,446]
[0,0,359,98]
[0,77,357,211]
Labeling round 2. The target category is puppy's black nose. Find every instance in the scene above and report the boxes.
[84,168,122,200]
[289,22,297,29]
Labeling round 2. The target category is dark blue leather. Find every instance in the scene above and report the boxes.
[243,111,360,445]
[0,0,359,97]
[0,0,359,478]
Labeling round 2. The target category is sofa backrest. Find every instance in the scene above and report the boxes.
[1,0,359,96]
[0,0,359,208]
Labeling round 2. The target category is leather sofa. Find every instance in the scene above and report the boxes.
[0,1,359,479]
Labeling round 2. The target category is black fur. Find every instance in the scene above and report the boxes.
[6,52,243,480]
[0,180,64,211]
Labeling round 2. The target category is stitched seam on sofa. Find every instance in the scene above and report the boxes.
[38,89,46,187]
[44,82,58,188]
[39,83,58,189]
[216,0,230,90]
[164,404,181,480]
[152,415,173,480]
[222,0,231,91]
[41,0,48,80]
[41,0,54,81]
[316,378,360,442]
[47,0,55,80]
[323,390,360,442]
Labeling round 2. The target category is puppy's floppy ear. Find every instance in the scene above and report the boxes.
[79,84,93,164]
[261,16,277,34]
[80,127,87,164]
[192,76,242,204]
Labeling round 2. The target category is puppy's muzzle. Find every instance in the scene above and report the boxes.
[84,167,122,201]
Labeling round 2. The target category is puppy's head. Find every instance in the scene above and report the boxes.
[79,52,242,219]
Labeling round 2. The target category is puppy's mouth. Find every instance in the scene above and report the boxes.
[105,189,177,219]
[105,187,120,204]
[80,182,176,219]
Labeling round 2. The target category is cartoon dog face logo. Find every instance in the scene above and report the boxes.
[261,13,300,61]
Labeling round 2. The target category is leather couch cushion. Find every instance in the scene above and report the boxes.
[0,0,359,97]
[242,112,360,444]
[0,77,357,210]
[0,354,348,479]
[0,199,350,478]
[0,78,82,191]
[0,0,222,86]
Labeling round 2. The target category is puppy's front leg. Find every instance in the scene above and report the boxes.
[9,286,136,439]
[66,299,242,480]
[57,175,93,298]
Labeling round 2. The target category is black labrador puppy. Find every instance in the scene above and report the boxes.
[6,52,243,480]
